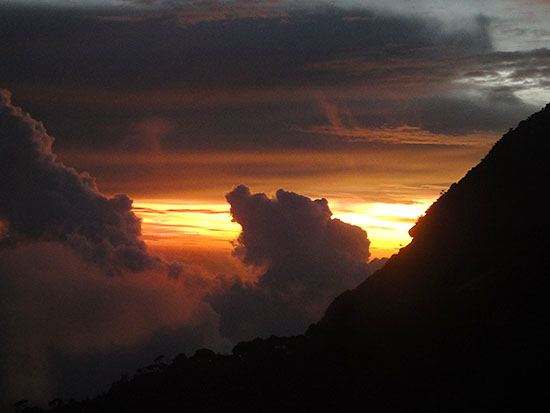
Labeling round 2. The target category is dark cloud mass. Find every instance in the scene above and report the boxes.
[0,4,492,90]
[0,240,220,405]
[209,185,372,342]
[0,89,157,274]
[0,2,518,154]
[1,2,546,155]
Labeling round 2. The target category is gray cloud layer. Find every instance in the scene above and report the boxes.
[0,5,492,89]
[1,1,547,159]
[1,2,531,155]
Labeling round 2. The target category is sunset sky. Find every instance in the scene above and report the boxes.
[2,0,549,259]
[1,0,549,405]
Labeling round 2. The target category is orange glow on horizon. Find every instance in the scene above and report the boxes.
[133,201,239,249]
[331,199,433,258]
[133,197,434,261]
[60,146,488,214]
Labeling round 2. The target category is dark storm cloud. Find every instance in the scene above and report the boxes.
[208,185,372,342]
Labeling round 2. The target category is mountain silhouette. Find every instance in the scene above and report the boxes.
[22,104,550,412]
[308,102,550,408]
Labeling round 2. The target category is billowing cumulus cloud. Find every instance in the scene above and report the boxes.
[208,185,372,342]
[0,89,164,275]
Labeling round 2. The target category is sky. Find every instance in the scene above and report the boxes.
[1,0,549,407]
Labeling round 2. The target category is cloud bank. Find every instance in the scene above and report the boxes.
[0,90,166,275]
[209,185,372,342]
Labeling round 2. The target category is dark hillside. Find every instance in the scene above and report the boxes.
[310,103,550,407]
